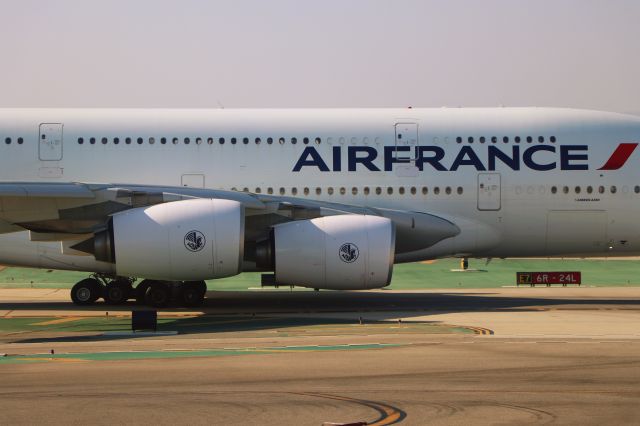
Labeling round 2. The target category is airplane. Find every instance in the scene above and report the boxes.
[0,107,638,307]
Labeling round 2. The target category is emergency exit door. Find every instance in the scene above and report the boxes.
[478,173,501,210]
[39,123,63,161]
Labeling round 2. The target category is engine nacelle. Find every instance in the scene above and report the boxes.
[100,199,244,281]
[273,215,395,290]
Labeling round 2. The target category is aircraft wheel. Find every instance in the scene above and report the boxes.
[144,281,171,308]
[71,278,103,306]
[181,281,207,307]
[135,279,154,305]
[104,279,132,305]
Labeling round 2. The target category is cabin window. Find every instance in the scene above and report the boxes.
[515,136,521,143]
[114,137,120,145]
[410,187,417,195]
[255,187,261,194]
[526,136,533,143]
[491,136,497,144]
[291,187,298,195]
[635,186,640,194]
[598,186,605,194]
[231,137,237,145]
[563,186,569,194]
[387,187,393,195]
[434,187,440,195]
[479,136,486,144]
[587,186,593,194]
[352,187,357,195]
[456,137,462,143]
[267,137,273,145]
[184,137,190,145]
[219,137,225,144]
[422,187,428,195]
[611,186,617,194]
[457,186,463,194]
[196,137,202,145]
[161,137,167,144]
[267,187,273,194]
[303,187,309,195]
[468,137,474,143]
[149,137,156,145]
[340,187,346,195]
[279,187,285,195]
[364,187,370,195]
[4,137,10,144]
[503,136,509,143]
[376,187,382,195]
[575,186,581,194]
[17,137,23,144]
[90,137,96,145]
[255,137,261,145]
[550,136,557,143]
[445,186,452,195]
[207,137,214,145]
[399,187,405,195]
[551,186,557,194]
[303,137,310,145]
[291,137,297,145]
[315,137,321,144]
[538,136,545,143]
[78,137,84,144]
[328,187,334,195]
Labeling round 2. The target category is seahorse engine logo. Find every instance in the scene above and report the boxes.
[184,230,206,252]
[339,243,359,263]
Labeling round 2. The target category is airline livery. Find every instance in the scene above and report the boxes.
[0,107,638,306]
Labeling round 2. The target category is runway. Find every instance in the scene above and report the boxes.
[2,287,640,425]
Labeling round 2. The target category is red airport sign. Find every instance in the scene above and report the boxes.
[517,272,581,286]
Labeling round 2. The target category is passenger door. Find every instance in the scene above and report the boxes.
[39,123,63,161]
[477,173,501,210]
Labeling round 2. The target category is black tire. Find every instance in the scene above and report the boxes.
[135,280,154,305]
[104,279,132,305]
[181,281,207,307]
[71,278,102,306]
[145,281,171,308]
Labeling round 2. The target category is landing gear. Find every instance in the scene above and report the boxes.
[181,281,207,307]
[144,281,171,308]
[104,278,134,305]
[71,278,103,306]
[70,276,207,307]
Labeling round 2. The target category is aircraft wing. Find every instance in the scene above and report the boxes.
[0,182,460,255]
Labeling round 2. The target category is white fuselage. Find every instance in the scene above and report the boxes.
[0,107,639,273]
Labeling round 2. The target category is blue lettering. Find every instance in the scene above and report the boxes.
[560,145,588,170]
[488,146,520,171]
[450,146,486,171]
[416,146,446,171]
[348,146,380,171]
[523,145,556,171]
[292,147,330,172]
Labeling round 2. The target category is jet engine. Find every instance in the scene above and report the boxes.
[91,199,244,280]
[257,215,395,290]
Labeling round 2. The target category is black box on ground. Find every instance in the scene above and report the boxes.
[132,310,157,331]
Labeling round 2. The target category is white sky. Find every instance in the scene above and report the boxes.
[0,0,638,114]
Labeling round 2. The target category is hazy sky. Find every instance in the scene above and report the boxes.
[0,0,638,114]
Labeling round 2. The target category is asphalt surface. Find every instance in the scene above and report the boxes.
[2,287,640,425]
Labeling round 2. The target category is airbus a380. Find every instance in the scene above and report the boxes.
[0,107,637,307]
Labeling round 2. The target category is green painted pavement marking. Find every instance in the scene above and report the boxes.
[2,258,640,289]
[0,343,400,364]
[0,316,469,334]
